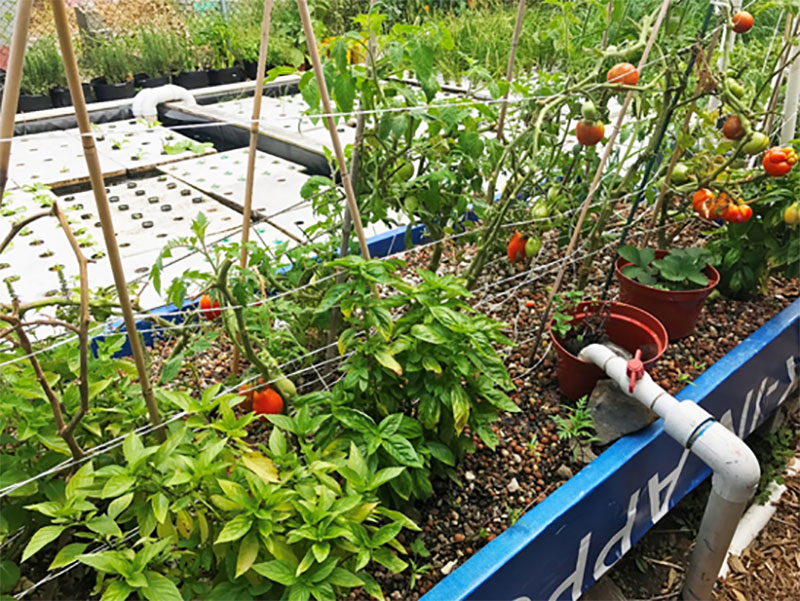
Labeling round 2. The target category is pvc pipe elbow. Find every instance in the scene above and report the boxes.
[132,84,197,121]
[695,422,761,504]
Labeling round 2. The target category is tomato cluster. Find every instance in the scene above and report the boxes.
[692,189,752,223]
[198,294,221,320]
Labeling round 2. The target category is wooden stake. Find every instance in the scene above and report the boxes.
[496,0,526,140]
[0,0,34,199]
[50,0,164,441]
[296,0,371,259]
[527,0,673,365]
[233,0,274,375]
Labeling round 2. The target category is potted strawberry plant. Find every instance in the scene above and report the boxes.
[615,246,719,339]
[548,296,668,401]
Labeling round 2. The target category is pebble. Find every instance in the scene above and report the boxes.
[453,533,465,543]
[507,477,520,493]
[556,464,573,479]
[441,559,459,576]
[465,470,476,481]
[512,453,522,464]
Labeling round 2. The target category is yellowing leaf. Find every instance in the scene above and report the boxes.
[375,349,403,376]
[241,452,279,483]
[235,531,260,578]
[176,510,193,539]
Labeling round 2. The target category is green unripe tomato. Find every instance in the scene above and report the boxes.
[581,100,599,122]
[404,196,419,213]
[670,163,691,184]
[742,132,769,156]
[726,78,746,99]
[525,236,542,258]
[395,161,414,181]
[547,186,560,203]
[532,202,550,220]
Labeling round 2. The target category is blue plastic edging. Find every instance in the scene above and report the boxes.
[421,297,800,601]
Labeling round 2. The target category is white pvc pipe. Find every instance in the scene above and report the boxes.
[779,42,800,144]
[131,84,197,122]
[578,344,760,600]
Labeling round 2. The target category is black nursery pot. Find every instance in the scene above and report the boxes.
[174,70,210,89]
[91,77,136,101]
[135,73,171,89]
[50,83,94,107]
[17,93,52,112]
[244,60,268,80]
[208,66,245,85]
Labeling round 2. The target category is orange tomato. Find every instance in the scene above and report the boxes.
[253,387,283,416]
[199,294,220,320]
[731,11,754,34]
[507,232,526,262]
[576,120,605,146]
[606,63,639,86]
[762,147,798,177]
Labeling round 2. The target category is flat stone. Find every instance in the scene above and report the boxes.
[556,464,573,479]
[588,379,657,445]
[507,477,520,493]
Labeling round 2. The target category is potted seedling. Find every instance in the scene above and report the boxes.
[133,27,180,88]
[85,37,137,101]
[548,293,668,401]
[189,11,245,86]
[173,31,211,89]
[615,246,719,339]
[18,37,60,112]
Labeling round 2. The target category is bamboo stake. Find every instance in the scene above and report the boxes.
[496,0,526,140]
[232,0,274,375]
[325,0,377,361]
[50,0,164,441]
[0,0,34,200]
[527,0,673,366]
[295,0,371,259]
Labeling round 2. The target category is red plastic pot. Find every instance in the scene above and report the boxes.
[615,250,719,340]
[549,301,668,401]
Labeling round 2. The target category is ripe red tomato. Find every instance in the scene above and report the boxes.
[731,11,754,34]
[606,62,639,86]
[737,205,753,223]
[762,147,798,177]
[576,120,605,146]
[199,294,221,320]
[721,115,745,140]
[507,232,526,262]
[253,387,283,416]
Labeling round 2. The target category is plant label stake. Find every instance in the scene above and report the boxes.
[50,0,165,441]
[295,0,371,260]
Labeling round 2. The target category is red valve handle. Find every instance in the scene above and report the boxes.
[626,349,644,393]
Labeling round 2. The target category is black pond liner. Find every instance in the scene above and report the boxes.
[17,93,52,112]
[208,66,246,85]
[173,70,210,90]
[49,83,94,108]
[91,78,136,101]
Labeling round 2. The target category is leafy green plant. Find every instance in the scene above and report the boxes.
[286,255,517,503]
[135,27,187,77]
[82,37,136,84]
[550,290,582,338]
[21,36,66,95]
[188,11,237,69]
[619,245,713,290]
[552,395,599,460]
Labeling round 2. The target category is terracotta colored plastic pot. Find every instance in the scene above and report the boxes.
[615,250,719,340]
[549,301,668,401]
